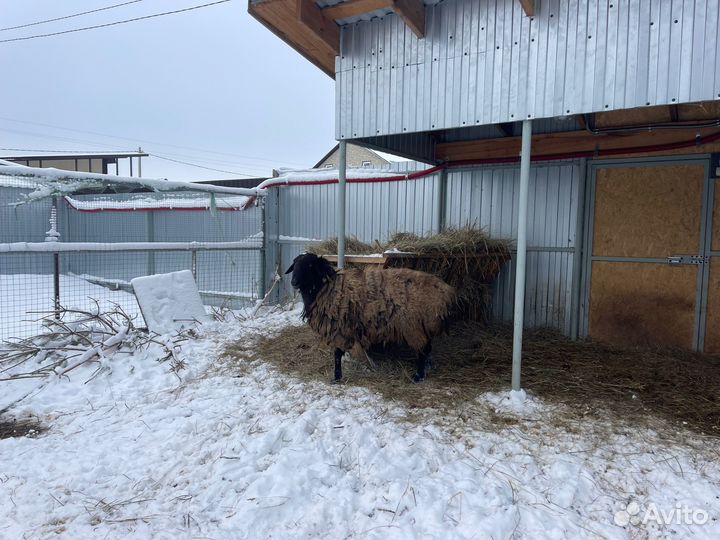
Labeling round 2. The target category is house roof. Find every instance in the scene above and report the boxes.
[312,143,409,168]
[0,151,148,162]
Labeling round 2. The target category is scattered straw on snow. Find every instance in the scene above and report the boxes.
[0,306,718,539]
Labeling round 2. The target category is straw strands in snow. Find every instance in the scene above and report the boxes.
[236,322,720,437]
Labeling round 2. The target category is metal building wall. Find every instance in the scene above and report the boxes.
[278,173,439,242]
[337,0,720,139]
[2,189,263,298]
[0,184,54,275]
[445,161,581,334]
[275,160,582,334]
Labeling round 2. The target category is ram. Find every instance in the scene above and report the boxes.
[285,253,456,382]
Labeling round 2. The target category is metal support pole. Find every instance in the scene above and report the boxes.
[259,200,267,299]
[191,249,198,280]
[436,168,448,233]
[337,140,347,269]
[147,211,156,275]
[570,158,588,340]
[138,146,143,178]
[53,253,60,318]
[129,156,133,177]
[47,197,61,319]
[511,119,533,391]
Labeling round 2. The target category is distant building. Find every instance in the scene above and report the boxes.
[0,151,148,175]
[195,177,265,189]
[314,143,397,169]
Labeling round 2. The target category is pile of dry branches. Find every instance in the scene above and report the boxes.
[0,302,195,384]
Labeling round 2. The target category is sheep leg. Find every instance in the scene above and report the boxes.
[334,348,344,382]
[412,343,433,383]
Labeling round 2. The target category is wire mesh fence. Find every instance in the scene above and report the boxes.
[0,246,263,341]
[1,170,265,342]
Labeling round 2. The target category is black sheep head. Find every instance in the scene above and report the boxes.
[285,253,336,316]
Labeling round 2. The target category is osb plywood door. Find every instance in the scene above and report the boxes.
[590,262,698,348]
[593,165,705,257]
[708,183,720,352]
[589,164,705,349]
[705,259,720,353]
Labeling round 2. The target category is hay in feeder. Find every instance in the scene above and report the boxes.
[307,227,512,323]
[307,236,379,257]
[384,227,511,323]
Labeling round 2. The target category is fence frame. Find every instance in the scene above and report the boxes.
[1,241,264,332]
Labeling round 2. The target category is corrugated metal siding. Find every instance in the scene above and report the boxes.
[279,172,439,242]
[445,161,580,333]
[1,188,263,297]
[337,0,720,139]
[0,184,54,274]
[275,160,581,334]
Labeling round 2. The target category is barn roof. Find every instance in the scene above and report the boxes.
[248,0,532,77]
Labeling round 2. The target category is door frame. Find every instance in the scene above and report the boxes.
[699,170,719,351]
[579,155,713,351]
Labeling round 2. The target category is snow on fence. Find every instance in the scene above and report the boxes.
[0,243,263,340]
[1,164,266,341]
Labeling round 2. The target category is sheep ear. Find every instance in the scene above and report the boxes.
[284,262,295,274]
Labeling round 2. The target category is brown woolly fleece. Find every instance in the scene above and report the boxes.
[307,268,456,352]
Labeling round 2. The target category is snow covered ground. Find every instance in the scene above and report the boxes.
[0,308,719,539]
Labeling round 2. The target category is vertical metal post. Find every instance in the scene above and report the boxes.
[191,249,198,280]
[436,168,448,233]
[138,147,143,178]
[264,188,280,303]
[147,211,155,275]
[53,253,60,318]
[511,119,533,391]
[129,156,133,177]
[259,200,267,298]
[337,140,347,269]
[48,198,61,319]
[570,158,588,340]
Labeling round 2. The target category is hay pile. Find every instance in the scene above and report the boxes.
[233,322,720,437]
[308,227,512,323]
[308,236,382,256]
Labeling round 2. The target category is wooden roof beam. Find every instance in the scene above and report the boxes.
[321,0,425,38]
[436,126,720,162]
[322,0,392,20]
[518,0,534,16]
[393,0,425,38]
[296,0,340,54]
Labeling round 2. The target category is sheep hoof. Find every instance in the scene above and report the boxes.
[412,373,425,383]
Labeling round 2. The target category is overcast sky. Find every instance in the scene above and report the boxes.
[0,0,336,181]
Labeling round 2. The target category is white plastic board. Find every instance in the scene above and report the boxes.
[131,270,209,334]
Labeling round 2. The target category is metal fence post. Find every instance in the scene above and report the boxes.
[263,189,280,303]
[53,253,60,319]
[47,199,61,320]
[259,200,267,299]
[191,248,198,280]
[337,140,347,269]
[147,211,156,276]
